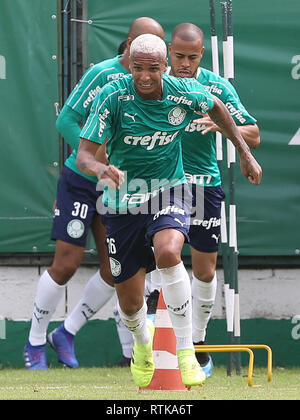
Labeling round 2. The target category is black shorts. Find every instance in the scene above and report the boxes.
[51,166,101,247]
[189,184,225,253]
[102,185,192,283]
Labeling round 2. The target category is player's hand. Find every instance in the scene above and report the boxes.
[194,113,219,135]
[239,152,262,185]
[52,199,57,213]
[97,164,125,189]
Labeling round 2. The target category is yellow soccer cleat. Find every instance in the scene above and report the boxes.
[130,319,155,388]
[177,348,206,389]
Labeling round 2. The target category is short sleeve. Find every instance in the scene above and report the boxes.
[79,84,115,144]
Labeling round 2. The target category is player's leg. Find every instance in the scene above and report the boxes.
[46,169,108,368]
[145,275,160,322]
[92,214,114,287]
[113,302,134,366]
[190,248,217,377]
[24,240,84,370]
[189,184,225,377]
[153,228,205,387]
[145,184,205,387]
[24,168,88,368]
[25,167,98,369]
[48,240,85,285]
[190,249,218,343]
[48,210,116,367]
[62,215,115,338]
[102,211,156,386]
[116,269,155,387]
[93,214,133,367]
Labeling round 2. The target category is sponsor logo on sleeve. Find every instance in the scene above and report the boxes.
[98,108,110,136]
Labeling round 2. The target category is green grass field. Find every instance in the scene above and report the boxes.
[0,366,300,400]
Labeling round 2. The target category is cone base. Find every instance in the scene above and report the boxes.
[140,369,187,391]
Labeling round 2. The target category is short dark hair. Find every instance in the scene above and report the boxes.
[118,40,127,55]
[172,23,204,42]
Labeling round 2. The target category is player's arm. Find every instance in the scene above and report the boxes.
[207,95,262,185]
[95,139,109,165]
[77,138,124,189]
[56,65,106,150]
[199,77,260,149]
[198,115,260,149]
[237,124,260,149]
[56,105,83,150]
[221,78,261,149]
[77,81,122,186]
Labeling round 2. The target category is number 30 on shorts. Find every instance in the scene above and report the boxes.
[106,238,117,254]
[71,202,88,219]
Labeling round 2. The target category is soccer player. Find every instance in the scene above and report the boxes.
[23,18,164,370]
[167,23,261,378]
[76,34,262,388]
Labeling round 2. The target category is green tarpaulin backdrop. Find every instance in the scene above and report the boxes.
[0,0,60,253]
[0,0,299,256]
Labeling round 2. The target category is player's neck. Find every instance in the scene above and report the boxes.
[135,81,163,101]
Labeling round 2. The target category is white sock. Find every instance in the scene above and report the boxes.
[64,270,115,335]
[145,274,160,298]
[29,270,65,346]
[158,261,193,351]
[149,267,161,289]
[192,272,217,343]
[149,247,161,289]
[113,302,134,358]
[117,299,150,345]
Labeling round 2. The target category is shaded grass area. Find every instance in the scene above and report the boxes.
[0,366,300,400]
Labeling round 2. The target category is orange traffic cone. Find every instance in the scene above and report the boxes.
[141,289,187,391]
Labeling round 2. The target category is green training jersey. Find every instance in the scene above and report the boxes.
[63,55,128,182]
[80,73,215,211]
[167,67,257,187]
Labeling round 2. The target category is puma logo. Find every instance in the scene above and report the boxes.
[124,112,137,122]
[33,313,43,324]
[212,234,220,243]
[174,218,185,227]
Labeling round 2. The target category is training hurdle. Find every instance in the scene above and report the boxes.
[195,344,272,387]
[209,0,242,375]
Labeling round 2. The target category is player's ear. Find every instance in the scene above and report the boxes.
[163,58,168,72]
[126,37,133,50]
[200,46,205,60]
[168,43,172,55]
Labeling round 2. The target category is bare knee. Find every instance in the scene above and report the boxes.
[191,249,217,283]
[155,244,181,268]
[118,290,144,315]
[49,259,80,285]
[193,267,215,283]
[116,270,145,315]
[153,229,184,269]
[120,300,143,316]
[48,241,84,285]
